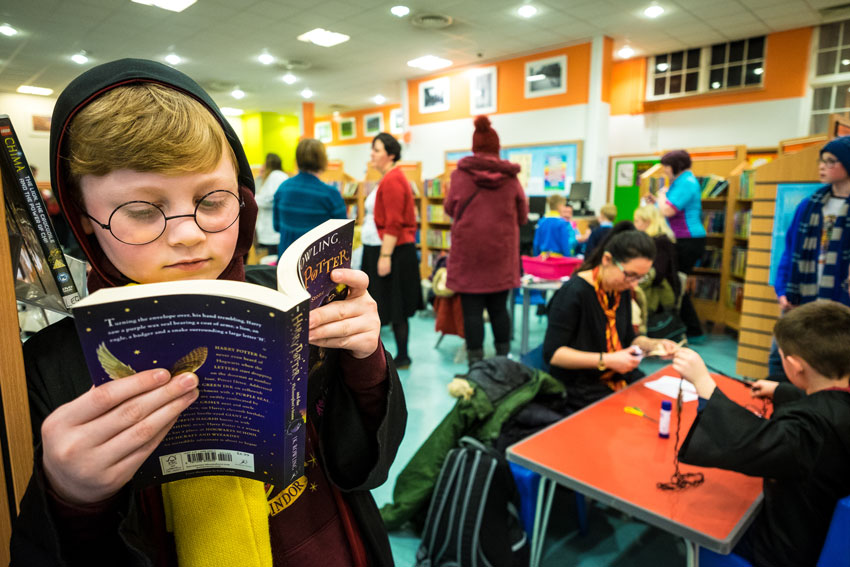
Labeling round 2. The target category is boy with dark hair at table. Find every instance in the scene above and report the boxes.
[533,193,575,257]
[10,59,406,567]
[673,300,850,567]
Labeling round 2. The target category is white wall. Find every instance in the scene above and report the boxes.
[327,143,372,178]
[608,97,808,155]
[0,93,58,179]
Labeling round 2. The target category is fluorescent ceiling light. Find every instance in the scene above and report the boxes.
[258,52,274,65]
[17,85,53,96]
[617,46,635,59]
[131,0,197,13]
[656,62,669,71]
[221,107,244,116]
[407,55,452,71]
[644,4,664,18]
[231,88,245,99]
[517,5,537,18]
[301,88,313,99]
[0,24,17,36]
[373,94,386,104]
[71,52,89,64]
[165,53,182,65]
[526,74,546,82]
[297,28,350,48]
[391,5,410,17]
[282,73,297,84]
[753,67,763,75]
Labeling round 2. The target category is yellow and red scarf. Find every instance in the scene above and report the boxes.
[592,266,627,391]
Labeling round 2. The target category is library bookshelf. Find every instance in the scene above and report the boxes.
[320,160,363,224]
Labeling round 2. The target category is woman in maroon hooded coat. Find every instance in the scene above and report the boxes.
[445,116,528,369]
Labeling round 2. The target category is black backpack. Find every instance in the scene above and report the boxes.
[415,437,529,567]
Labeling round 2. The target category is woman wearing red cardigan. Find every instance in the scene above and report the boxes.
[362,133,423,368]
[445,116,528,370]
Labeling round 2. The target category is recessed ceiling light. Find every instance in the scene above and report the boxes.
[656,62,669,72]
[407,55,452,70]
[0,24,18,37]
[258,52,274,65]
[618,46,635,59]
[17,85,53,96]
[301,88,313,99]
[165,53,181,65]
[71,51,89,65]
[282,73,297,84]
[131,0,197,13]
[711,81,721,89]
[391,5,410,17]
[373,94,386,104]
[753,67,763,75]
[517,4,537,18]
[526,74,546,82]
[297,28,350,48]
[843,59,850,66]
[644,4,664,18]
[231,88,245,99]
[221,107,244,116]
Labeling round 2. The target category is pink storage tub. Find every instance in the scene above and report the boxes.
[521,255,581,280]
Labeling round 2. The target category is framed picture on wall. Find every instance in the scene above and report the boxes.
[524,55,567,98]
[389,108,404,134]
[469,66,497,115]
[364,112,383,136]
[315,121,332,143]
[338,117,356,140]
[419,77,450,114]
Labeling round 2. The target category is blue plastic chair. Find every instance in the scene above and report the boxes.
[698,494,850,567]
[509,461,588,538]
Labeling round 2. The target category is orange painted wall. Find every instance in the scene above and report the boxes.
[317,104,401,146]
[301,102,314,138]
[628,27,812,115]
[601,37,614,104]
[407,43,592,126]
[610,58,647,116]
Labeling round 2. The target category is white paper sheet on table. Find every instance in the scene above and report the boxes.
[644,375,699,403]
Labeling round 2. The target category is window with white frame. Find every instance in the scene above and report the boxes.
[647,36,765,101]
[810,19,850,134]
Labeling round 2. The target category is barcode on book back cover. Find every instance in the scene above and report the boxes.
[159,449,255,475]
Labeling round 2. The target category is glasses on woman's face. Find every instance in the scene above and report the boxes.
[614,260,649,284]
[819,157,840,168]
[83,189,244,245]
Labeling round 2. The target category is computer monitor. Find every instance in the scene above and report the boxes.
[528,196,547,217]
[568,181,591,202]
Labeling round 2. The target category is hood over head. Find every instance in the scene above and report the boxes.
[457,154,521,189]
[50,58,257,291]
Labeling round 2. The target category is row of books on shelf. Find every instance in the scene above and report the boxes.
[739,170,755,199]
[688,275,720,301]
[427,204,450,223]
[734,210,751,238]
[425,228,451,249]
[697,175,729,198]
[702,210,725,234]
[695,245,722,270]
[730,246,747,277]
[728,281,744,311]
[424,177,446,198]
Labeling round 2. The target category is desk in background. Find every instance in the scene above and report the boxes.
[507,368,763,567]
[510,279,564,356]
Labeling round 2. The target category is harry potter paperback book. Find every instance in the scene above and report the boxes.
[71,218,355,488]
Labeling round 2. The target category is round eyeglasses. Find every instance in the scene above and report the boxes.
[83,189,243,245]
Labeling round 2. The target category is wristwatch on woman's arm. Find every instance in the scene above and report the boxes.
[597,352,607,371]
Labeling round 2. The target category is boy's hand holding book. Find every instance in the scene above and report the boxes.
[41,368,199,505]
[672,348,717,399]
[309,268,380,359]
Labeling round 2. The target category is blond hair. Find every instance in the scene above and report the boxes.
[547,193,566,211]
[600,203,617,221]
[66,84,236,198]
[634,204,675,242]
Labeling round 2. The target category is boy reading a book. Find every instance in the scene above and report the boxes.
[673,300,850,567]
[11,59,406,567]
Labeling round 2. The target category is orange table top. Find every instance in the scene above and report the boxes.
[507,366,764,553]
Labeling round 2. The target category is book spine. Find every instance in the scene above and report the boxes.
[0,116,80,308]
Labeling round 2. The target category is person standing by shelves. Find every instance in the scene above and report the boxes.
[361,132,422,369]
[445,115,528,369]
[273,139,346,255]
[653,149,706,341]
[254,152,287,258]
[770,136,850,379]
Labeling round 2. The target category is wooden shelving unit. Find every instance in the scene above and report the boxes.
[419,163,456,279]
[320,159,363,224]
